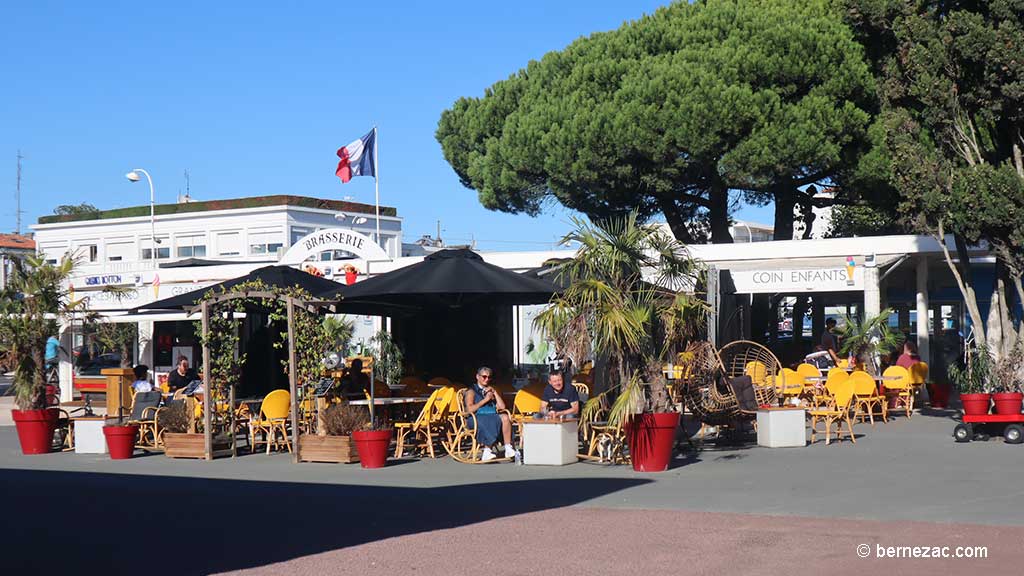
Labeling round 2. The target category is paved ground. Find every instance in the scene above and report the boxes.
[2,408,1022,574]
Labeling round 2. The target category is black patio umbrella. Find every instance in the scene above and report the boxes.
[132,265,346,312]
[329,248,560,310]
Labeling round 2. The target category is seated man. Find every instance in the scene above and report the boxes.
[540,371,580,418]
[166,355,199,395]
[340,358,370,397]
[466,366,517,461]
[130,364,154,393]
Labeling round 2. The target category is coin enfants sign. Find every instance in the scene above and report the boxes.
[729,266,863,294]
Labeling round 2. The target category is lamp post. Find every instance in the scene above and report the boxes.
[125,169,156,268]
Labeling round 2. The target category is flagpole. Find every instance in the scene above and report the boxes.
[374,126,381,249]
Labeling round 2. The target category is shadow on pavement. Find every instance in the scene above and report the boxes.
[1,468,648,575]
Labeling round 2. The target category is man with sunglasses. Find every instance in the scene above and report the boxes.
[466,366,517,461]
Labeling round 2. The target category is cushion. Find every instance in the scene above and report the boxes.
[728,375,758,412]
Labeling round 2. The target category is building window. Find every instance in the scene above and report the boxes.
[290,226,314,246]
[107,242,133,262]
[83,245,98,262]
[176,235,208,258]
[216,232,241,257]
[141,237,170,260]
[249,231,284,256]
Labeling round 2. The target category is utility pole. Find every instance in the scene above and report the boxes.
[15,150,24,234]
[436,219,442,246]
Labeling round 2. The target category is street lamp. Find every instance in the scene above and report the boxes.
[125,169,156,268]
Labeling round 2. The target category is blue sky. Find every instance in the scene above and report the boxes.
[1,0,771,250]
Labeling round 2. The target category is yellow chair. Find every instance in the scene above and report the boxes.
[796,363,822,401]
[814,369,849,408]
[883,365,913,418]
[509,386,543,447]
[249,389,292,454]
[809,378,856,445]
[838,358,850,369]
[909,361,928,404]
[851,371,886,425]
[744,360,769,385]
[393,386,453,458]
[777,368,802,403]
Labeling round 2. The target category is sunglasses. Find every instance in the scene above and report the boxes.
[479,374,491,380]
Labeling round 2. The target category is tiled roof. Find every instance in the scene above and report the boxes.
[0,233,35,250]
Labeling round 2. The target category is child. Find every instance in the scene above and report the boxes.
[130,364,154,393]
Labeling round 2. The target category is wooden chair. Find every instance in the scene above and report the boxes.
[779,368,803,404]
[572,382,590,403]
[443,388,512,463]
[393,387,453,458]
[718,341,780,408]
[851,371,886,425]
[796,363,822,400]
[883,365,914,418]
[249,389,291,454]
[583,394,628,464]
[127,391,165,449]
[809,378,856,445]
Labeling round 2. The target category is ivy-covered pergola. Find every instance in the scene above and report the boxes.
[185,280,334,461]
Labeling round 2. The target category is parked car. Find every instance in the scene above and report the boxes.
[75,353,122,376]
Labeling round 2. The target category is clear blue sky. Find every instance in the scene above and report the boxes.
[1,0,771,250]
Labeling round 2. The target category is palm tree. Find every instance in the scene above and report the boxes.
[534,212,705,424]
[838,309,904,375]
[0,254,84,411]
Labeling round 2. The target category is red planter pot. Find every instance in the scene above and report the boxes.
[960,393,992,416]
[11,409,58,455]
[103,425,139,460]
[352,430,392,469]
[927,383,950,409]
[992,392,1023,416]
[626,412,680,473]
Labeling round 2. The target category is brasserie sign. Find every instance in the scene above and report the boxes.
[730,266,863,294]
[279,227,389,264]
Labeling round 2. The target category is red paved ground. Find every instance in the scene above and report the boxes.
[223,508,1023,575]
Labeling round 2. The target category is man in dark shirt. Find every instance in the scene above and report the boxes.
[166,355,199,394]
[540,371,579,418]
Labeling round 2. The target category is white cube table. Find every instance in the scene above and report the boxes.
[522,419,578,465]
[756,407,807,448]
[73,417,108,454]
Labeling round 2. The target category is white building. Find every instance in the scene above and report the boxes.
[33,195,401,400]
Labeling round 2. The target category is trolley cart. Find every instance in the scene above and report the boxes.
[953,413,1024,444]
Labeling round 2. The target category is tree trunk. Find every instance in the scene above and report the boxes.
[656,196,696,244]
[31,337,46,409]
[951,232,987,349]
[708,179,733,244]
[772,181,795,241]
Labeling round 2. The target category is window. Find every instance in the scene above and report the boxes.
[216,232,241,257]
[249,230,284,256]
[140,237,170,260]
[176,235,207,258]
[107,242,133,262]
[78,244,98,262]
[290,226,314,246]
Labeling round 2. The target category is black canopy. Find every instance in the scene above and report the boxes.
[330,248,559,310]
[132,265,346,312]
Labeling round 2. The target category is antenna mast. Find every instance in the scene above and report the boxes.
[15,150,24,234]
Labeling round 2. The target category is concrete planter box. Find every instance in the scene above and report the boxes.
[756,408,807,448]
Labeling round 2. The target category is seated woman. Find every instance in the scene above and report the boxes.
[466,366,517,461]
[130,364,154,393]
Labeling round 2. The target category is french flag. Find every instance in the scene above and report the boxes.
[335,129,377,183]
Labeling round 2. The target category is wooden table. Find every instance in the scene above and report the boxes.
[522,418,578,465]
[347,397,430,406]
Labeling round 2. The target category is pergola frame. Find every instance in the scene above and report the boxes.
[185,290,337,462]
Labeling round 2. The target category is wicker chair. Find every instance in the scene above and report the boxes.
[717,340,781,408]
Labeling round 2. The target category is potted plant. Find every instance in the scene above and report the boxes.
[535,212,705,472]
[299,403,368,463]
[0,255,85,455]
[102,415,139,460]
[351,420,392,469]
[950,346,993,416]
[838,309,905,377]
[991,345,1023,415]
